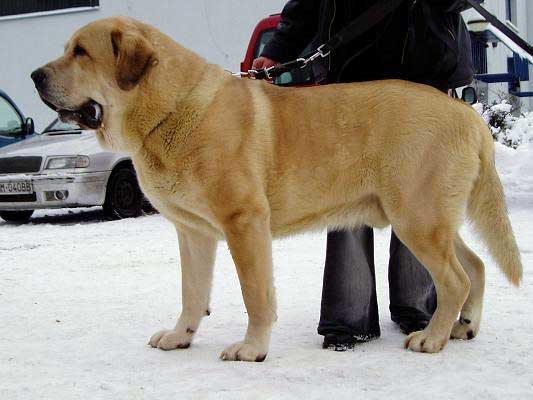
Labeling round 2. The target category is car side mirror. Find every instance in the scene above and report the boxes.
[461,87,477,105]
[23,117,35,136]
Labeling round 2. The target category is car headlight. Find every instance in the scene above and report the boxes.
[45,156,90,169]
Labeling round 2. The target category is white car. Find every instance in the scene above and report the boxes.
[0,119,147,223]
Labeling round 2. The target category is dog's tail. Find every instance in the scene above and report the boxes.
[467,126,522,286]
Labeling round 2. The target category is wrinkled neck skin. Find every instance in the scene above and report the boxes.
[98,39,228,157]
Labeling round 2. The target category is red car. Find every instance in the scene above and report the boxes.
[241,14,315,87]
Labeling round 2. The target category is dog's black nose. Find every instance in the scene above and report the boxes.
[31,68,48,90]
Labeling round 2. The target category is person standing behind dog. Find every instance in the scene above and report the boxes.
[253,0,478,350]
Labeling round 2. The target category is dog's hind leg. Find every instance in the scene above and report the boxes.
[395,226,470,353]
[450,235,485,341]
[219,208,276,362]
[149,227,217,350]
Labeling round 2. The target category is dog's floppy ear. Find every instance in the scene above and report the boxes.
[111,29,156,91]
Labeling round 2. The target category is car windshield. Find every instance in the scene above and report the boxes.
[42,119,81,133]
[254,29,275,60]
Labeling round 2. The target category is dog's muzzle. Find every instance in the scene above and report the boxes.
[31,68,104,130]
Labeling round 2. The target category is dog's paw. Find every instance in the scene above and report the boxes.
[220,341,267,362]
[451,318,478,340]
[404,329,448,353]
[148,329,192,350]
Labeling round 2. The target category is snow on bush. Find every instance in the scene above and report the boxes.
[472,96,533,204]
[474,99,533,149]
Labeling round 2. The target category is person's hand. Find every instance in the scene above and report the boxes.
[252,56,279,70]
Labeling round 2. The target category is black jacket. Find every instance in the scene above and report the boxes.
[261,0,476,88]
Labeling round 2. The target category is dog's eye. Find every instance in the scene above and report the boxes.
[73,45,87,57]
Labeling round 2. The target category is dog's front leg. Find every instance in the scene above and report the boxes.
[149,227,217,350]
[220,209,276,362]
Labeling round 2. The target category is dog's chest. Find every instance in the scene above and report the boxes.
[139,166,193,208]
[135,159,220,234]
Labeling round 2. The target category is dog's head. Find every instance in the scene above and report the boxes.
[31,17,158,150]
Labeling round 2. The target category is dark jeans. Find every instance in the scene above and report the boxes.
[317,226,437,339]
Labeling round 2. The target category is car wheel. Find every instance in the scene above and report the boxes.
[0,210,34,223]
[103,167,143,220]
[142,199,158,214]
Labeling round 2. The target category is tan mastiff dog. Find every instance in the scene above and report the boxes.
[32,16,522,362]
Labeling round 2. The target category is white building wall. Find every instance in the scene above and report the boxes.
[0,0,287,130]
[463,0,532,109]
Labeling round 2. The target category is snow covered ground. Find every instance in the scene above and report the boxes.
[1,144,532,400]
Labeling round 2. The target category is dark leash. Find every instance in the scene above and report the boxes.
[236,0,533,80]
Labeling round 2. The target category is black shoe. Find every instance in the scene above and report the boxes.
[396,318,430,335]
[322,333,377,351]
[322,334,357,351]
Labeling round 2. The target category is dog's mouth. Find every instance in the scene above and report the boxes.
[40,96,103,130]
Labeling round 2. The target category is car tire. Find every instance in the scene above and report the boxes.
[103,166,143,220]
[142,199,158,214]
[0,210,34,223]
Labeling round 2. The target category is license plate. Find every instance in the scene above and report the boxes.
[0,181,34,195]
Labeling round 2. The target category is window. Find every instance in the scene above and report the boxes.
[505,0,517,25]
[254,29,276,60]
[0,1,99,18]
[0,96,23,137]
[470,34,488,75]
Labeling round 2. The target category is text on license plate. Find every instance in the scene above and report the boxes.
[0,181,34,194]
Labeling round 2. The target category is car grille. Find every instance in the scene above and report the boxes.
[0,156,42,173]
[0,193,36,202]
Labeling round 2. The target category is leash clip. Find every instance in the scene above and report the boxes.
[262,66,276,80]
[232,69,266,79]
[303,44,331,67]
[244,66,274,80]
[232,71,251,78]
[317,44,331,58]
